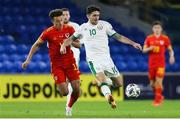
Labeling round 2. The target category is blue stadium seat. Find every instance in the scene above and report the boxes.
[9,54,21,62]
[38,61,48,73]
[42,54,50,62]
[0,45,4,54]
[32,54,43,62]
[5,44,17,54]
[115,62,127,72]
[169,63,179,72]
[110,46,120,54]
[137,61,148,71]
[0,62,3,73]
[16,44,29,54]
[27,61,38,73]
[0,54,9,62]
[126,61,138,71]
[20,54,27,61]
[112,55,124,62]
[0,35,15,44]
[2,61,13,73]
[13,61,23,73]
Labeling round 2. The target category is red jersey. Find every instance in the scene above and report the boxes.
[40,25,75,67]
[144,34,171,68]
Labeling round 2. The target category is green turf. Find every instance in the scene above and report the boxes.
[0,100,180,118]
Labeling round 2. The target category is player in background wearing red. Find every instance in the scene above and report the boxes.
[22,9,81,116]
[143,21,175,106]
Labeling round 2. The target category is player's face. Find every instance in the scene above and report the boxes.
[63,11,70,24]
[88,11,100,25]
[53,16,64,27]
[152,25,162,35]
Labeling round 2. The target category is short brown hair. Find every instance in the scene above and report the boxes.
[49,9,63,20]
[86,5,101,15]
[152,21,163,27]
[62,8,69,12]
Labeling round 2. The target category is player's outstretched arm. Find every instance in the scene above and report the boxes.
[168,46,175,65]
[113,33,142,50]
[60,36,78,54]
[22,38,44,69]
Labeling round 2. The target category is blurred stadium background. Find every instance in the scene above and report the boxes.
[0,0,180,118]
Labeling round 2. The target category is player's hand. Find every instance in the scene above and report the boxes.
[22,60,30,70]
[60,44,66,54]
[149,46,154,51]
[133,43,142,51]
[169,56,175,65]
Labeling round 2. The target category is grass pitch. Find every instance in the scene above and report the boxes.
[0,100,180,118]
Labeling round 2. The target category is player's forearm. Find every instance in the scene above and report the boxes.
[113,33,136,46]
[26,44,40,62]
[62,38,73,47]
[72,40,81,48]
[169,49,174,57]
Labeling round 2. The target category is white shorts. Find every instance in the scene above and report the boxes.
[87,57,120,78]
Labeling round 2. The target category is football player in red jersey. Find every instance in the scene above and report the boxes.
[143,21,175,106]
[22,9,80,116]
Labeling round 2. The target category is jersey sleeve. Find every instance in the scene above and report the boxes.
[39,30,48,41]
[72,26,83,40]
[105,22,116,36]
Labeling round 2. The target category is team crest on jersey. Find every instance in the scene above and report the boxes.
[65,33,70,38]
[160,40,164,45]
[97,25,103,30]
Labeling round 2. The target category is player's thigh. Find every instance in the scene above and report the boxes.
[88,60,101,76]
[103,58,120,78]
[95,72,107,83]
[88,60,106,82]
[155,67,165,86]
[66,62,80,82]
[156,67,165,80]
[52,67,68,95]
[103,59,122,86]
[52,66,66,84]
[148,67,156,81]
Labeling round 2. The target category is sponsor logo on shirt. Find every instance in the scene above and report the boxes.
[97,25,103,30]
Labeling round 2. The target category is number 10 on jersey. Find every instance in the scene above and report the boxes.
[89,29,96,36]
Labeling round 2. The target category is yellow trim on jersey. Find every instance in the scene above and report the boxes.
[147,34,154,38]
